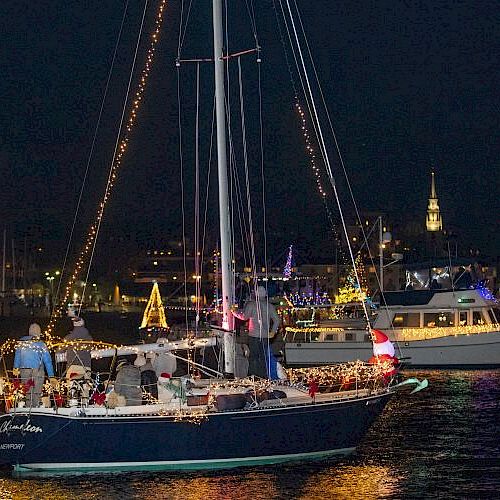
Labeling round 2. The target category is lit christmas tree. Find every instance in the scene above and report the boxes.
[283,245,293,279]
[335,254,368,304]
[140,282,168,329]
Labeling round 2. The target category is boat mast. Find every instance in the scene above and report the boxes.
[212,0,235,374]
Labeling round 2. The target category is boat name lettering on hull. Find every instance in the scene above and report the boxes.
[0,443,24,450]
[0,419,43,434]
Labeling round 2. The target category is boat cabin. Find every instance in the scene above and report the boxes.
[376,288,500,330]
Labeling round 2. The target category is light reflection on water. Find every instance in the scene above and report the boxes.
[1,370,499,499]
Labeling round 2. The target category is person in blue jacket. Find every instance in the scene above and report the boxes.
[13,323,55,407]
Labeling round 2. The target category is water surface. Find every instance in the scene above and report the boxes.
[1,370,498,499]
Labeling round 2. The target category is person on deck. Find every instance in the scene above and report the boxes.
[232,286,280,378]
[13,323,55,407]
[64,316,93,378]
[114,360,142,406]
[134,353,159,403]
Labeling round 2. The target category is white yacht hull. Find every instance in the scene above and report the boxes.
[285,330,500,367]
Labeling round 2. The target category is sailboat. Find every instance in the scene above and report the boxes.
[0,1,426,472]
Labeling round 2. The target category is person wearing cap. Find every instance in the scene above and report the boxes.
[13,323,55,406]
[63,317,93,378]
[232,285,280,378]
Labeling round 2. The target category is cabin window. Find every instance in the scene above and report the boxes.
[472,311,485,325]
[364,334,371,342]
[424,312,454,328]
[392,313,420,327]
[459,311,468,326]
[345,332,354,341]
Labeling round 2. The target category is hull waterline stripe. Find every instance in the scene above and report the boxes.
[15,447,356,472]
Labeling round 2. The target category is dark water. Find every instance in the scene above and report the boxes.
[0,369,499,499]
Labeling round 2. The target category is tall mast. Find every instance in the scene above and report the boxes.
[213,0,234,373]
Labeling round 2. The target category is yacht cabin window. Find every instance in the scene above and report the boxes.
[472,310,485,325]
[392,313,420,327]
[424,311,454,328]
[458,311,468,326]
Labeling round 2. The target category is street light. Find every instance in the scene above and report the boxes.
[46,275,55,313]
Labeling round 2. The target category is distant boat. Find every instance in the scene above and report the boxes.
[285,287,500,367]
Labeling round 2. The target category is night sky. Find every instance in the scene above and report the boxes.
[0,1,498,273]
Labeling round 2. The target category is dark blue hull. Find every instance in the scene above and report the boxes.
[0,393,391,471]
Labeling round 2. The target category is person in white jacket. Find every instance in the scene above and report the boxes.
[232,286,280,378]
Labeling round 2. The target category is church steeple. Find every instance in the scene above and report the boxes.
[426,170,443,232]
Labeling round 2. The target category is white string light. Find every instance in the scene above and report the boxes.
[44,0,168,339]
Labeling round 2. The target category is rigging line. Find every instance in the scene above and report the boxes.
[282,0,371,328]
[79,0,150,317]
[244,0,259,46]
[257,40,267,280]
[224,0,238,298]
[232,158,251,273]
[238,57,263,341]
[199,96,216,309]
[278,0,339,242]
[291,0,382,292]
[177,66,189,333]
[195,62,200,331]
[177,0,184,59]
[223,8,252,286]
[354,220,379,253]
[51,0,130,318]
[177,0,184,60]
[177,0,194,60]
[225,69,252,274]
[273,0,342,255]
[257,47,272,371]
[227,96,252,275]
[278,1,329,177]
[279,1,344,263]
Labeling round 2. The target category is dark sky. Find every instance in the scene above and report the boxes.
[0,0,498,272]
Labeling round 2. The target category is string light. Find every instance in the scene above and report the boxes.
[285,291,332,307]
[294,98,343,257]
[295,100,328,200]
[475,284,497,303]
[286,360,393,388]
[285,326,346,334]
[285,323,500,341]
[396,323,500,341]
[212,249,222,313]
[44,0,168,339]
